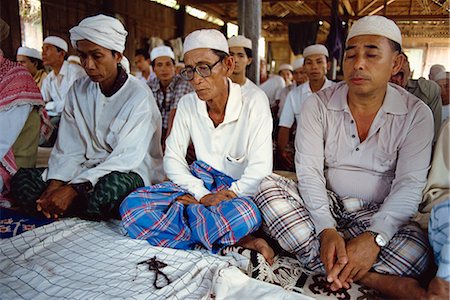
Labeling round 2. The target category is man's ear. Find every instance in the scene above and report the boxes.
[391,53,405,76]
[326,60,331,71]
[115,52,123,64]
[247,57,253,66]
[224,55,235,77]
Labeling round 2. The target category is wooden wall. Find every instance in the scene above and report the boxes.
[0,0,22,60]
[40,0,219,67]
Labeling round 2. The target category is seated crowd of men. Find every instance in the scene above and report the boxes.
[0,13,448,299]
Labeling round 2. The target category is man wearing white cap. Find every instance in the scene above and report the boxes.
[277,57,308,119]
[16,46,47,89]
[277,44,335,170]
[390,52,442,140]
[11,14,164,221]
[435,71,450,124]
[121,29,274,264]
[148,45,193,144]
[278,63,293,86]
[227,35,267,101]
[40,35,86,145]
[255,16,433,298]
[429,64,446,82]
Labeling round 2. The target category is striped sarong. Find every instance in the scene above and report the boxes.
[254,173,431,278]
[120,161,261,253]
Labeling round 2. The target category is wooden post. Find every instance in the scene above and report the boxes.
[237,0,261,84]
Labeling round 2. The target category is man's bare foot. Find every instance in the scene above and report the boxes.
[426,277,450,300]
[359,271,426,299]
[237,235,275,265]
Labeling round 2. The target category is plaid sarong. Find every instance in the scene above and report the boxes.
[254,173,431,278]
[120,161,261,253]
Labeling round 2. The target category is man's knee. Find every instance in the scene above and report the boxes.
[222,198,262,236]
[10,168,47,209]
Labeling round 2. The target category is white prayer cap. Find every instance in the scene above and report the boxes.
[183,29,229,56]
[434,71,450,81]
[121,56,130,73]
[429,64,446,81]
[43,36,68,52]
[150,46,175,61]
[346,16,402,47]
[69,14,128,53]
[67,55,81,64]
[228,35,252,50]
[292,58,305,70]
[17,46,42,60]
[278,64,293,72]
[303,44,329,58]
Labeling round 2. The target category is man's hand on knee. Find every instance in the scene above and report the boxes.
[37,185,77,219]
[336,232,380,289]
[319,228,348,289]
[200,190,237,207]
[176,194,198,205]
[425,276,450,300]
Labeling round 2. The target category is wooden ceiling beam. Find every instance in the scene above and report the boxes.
[261,14,450,22]
[368,0,397,15]
[342,0,356,15]
[178,0,303,3]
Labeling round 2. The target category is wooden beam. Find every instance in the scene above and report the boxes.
[261,14,450,22]
[342,0,355,16]
[368,0,397,15]
[179,0,300,3]
[357,0,364,14]
[358,0,379,15]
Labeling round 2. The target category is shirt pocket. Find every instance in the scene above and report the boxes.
[224,154,248,180]
[105,118,126,148]
[374,149,397,174]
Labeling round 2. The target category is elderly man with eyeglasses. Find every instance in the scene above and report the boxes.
[120,29,275,263]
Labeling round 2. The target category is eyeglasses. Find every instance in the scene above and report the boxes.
[179,58,222,81]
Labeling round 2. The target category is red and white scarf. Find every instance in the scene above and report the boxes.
[0,57,53,192]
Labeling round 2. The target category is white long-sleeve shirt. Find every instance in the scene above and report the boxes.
[40,61,86,116]
[241,78,268,104]
[279,79,335,128]
[296,82,434,242]
[164,79,273,200]
[43,75,164,186]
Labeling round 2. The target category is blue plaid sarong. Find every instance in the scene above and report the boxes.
[120,161,261,252]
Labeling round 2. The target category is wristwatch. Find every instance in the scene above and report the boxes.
[367,231,387,247]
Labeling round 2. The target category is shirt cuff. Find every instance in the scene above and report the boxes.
[311,214,337,236]
[368,219,398,243]
[191,186,211,201]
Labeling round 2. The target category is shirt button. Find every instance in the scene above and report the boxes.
[351,134,356,138]
[350,120,354,124]
[356,147,360,151]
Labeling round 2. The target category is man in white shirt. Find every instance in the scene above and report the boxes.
[277,45,335,170]
[227,35,266,101]
[277,57,308,119]
[40,36,86,145]
[11,14,164,221]
[121,29,274,263]
[255,16,433,298]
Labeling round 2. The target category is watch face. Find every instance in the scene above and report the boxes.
[376,235,387,247]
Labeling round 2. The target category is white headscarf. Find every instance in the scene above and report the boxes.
[69,14,128,53]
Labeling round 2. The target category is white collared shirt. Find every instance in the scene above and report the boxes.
[296,81,434,241]
[164,79,273,200]
[43,75,164,186]
[241,78,269,104]
[40,61,86,116]
[279,78,335,128]
[260,75,285,107]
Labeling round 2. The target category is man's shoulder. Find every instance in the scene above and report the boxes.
[315,81,346,104]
